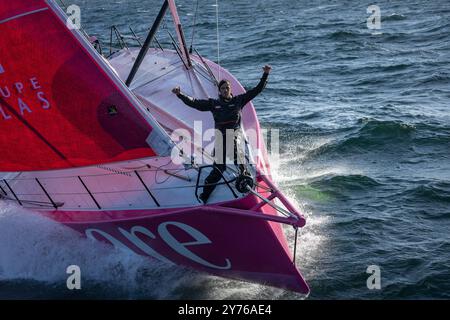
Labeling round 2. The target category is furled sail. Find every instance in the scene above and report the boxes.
[0,0,174,172]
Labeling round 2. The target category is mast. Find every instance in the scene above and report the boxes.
[126,0,193,86]
[125,1,169,86]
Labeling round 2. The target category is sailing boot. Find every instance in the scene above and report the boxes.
[199,192,210,204]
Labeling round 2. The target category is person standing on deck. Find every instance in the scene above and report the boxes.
[172,65,272,204]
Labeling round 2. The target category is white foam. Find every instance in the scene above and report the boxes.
[269,146,331,281]
[0,203,193,298]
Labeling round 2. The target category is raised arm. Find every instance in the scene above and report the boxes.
[172,86,214,112]
[239,65,271,107]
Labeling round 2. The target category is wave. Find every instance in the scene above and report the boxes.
[226,49,310,65]
[310,174,382,195]
[277,116,449,164]
[331,215,389,231]
[380,32,410,41]
[402,182,450,204]
[424,22,450,34]
[325,63,415,79]
[383,267,450,299]
[293,184,334,203]
[357,118,416,136]
[352,76,393,86]
[416,72,450,85]
[327,30,363,40]
[380,63,413,72]
[265,87,304,97]
[381,13,407,22]
[319,120,416,154]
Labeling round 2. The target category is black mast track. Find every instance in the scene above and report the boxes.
[3,180,21,206]
[126,0,169,86]
[35,178,59,210]
[134,171,160,207]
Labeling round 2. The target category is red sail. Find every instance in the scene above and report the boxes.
[0,0,172,172]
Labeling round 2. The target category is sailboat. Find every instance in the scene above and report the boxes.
[0,0,309,294]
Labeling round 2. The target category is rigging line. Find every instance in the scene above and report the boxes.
[109,25,114,56]
[135,170,160,207]
[0,185,6,196]
[58,0,91,42]
[129,26,143,47]
[190,60,212,79]
[131,60,184,90]
[193,48,218,85]
[215,0,221,81]
[246,185,298,219]
[1,178,237,196]
[7,162,187,181]
[0,194,57,208]
[171,42,189,70]
[35,178,59,209]
[189,0,199,53]
[3,180,22,206]
[164,22,189,70]
[193,65,217,84]
[57,0,67,9]
[153,36,165,51]
[149,158,181,184]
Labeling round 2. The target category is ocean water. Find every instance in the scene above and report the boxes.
[1,0,450,299]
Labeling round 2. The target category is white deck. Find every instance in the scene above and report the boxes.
[0,49,258,211]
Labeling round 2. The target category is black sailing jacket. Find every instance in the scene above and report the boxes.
[176,72,269,131]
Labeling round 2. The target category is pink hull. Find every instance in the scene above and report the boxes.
[42,185,309,294]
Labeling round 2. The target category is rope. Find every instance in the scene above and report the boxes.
[0,194,62,208]
[152,158,184,184]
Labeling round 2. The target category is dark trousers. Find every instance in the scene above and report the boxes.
[201,129,245,201]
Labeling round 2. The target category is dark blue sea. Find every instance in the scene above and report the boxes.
[1,0,449,299]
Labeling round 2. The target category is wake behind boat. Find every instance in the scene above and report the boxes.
[0,0,309,294]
